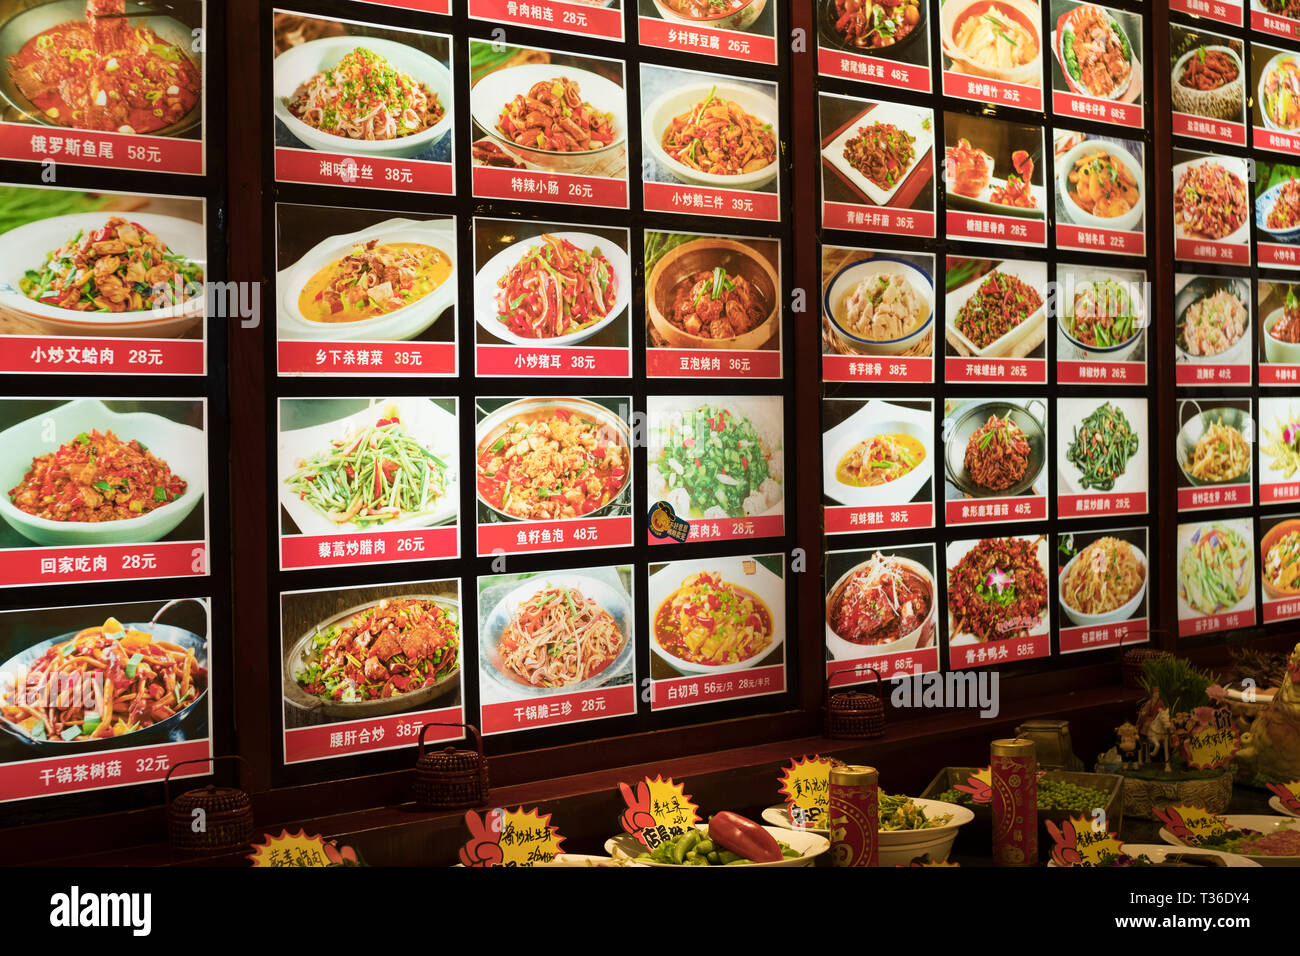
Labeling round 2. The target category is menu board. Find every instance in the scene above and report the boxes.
[0,598,212,803]
[1172,148,1252,266]
[476,565,637,734]
[822,398,934,535]
[1259,279,1300,380]
[648,554,787,709]
[280,580,463,764]
[943,113,1048,247]
[275,203,457,377]
[1048,1,1144,128]
[640,64,782,220]
[1174,274,1252,386]
[1175,397,1254,511]
[272,11,455,194]
[0,184,207,376]
[1055,264,1148,386]
[817,1,1157,684]
[0,0,205,175]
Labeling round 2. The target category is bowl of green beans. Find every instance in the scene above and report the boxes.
[606,823,828,867]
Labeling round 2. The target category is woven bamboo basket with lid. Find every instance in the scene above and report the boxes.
[1121,643,1171,690]
[166,756,254,853]
[824,665,885,739]
[413,722,489,810]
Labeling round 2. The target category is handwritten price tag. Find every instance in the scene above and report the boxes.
[778,755,835,829]
[247,829,365,867]
[1152,804,1229,846]
[459,807,565,867]
[1183,709,1241,770]
[1046,814,1125,867]
[1268,781,1300,815]
[618,775,700,848]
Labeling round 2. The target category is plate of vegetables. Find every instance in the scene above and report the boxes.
[762,793,972,865]
[1159,814,1300,866]
[605,811,828,867]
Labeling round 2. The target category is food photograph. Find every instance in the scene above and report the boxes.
[648,554,785,684]
[818,91,935,231]
[821,246,935,377]
[942,396,1048,517]
[1169,23,1246,143]
[16,0,1300,915]
[280,579,462,763]
[272,12,452,181]
[644,229,780,370]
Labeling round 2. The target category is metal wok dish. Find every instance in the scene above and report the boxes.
[474,397,632,523]
[282,594,461,720]
[0,0,203,137]
[1176,402,1251,488]
[0,612,208,754]
[944,399,1046,499]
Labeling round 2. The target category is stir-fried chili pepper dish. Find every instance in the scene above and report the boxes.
[948,537,1048,644]
[843,120,917,189]
[1175,161,1248,240]
[294,598,459,703]
[494,234,618,340]
[496,76,616,153]
[953,270,1043,350]
[660,86,777,177]
[9,429,186,522]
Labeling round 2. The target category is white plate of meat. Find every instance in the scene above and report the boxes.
[822,101,933,208]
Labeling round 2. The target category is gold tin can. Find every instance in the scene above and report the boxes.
[991,738,1037,867]
[827,764,878,867]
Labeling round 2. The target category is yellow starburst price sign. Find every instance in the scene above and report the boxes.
[1046,814,1125,867]
[1183,709,1241,770]
[247,829,363,867]
[459,807,566,867]
[777,754,836,829]
[618,775,700,848]
[1153,804,1230,847]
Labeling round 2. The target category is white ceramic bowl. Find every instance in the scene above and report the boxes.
[824,556,936,659]
[651,0,767,30]
[0,399,206,546]
[474,232,630,347]
[643,82,779,190]
[1057,277,1144,363]
[605,823,829,867]
[647,556,785,676]
[479,572,634,698]
[273,37,453,159]
[877,798,974,866]
[1056,139,1144,233]
[1058,544,1149,627]
[0,213,206,337]
[1264,308,1300,365]
[1259,51,1300,134]
[822,417,933,508]
[1160,814,1300,867]
[278,397,459,536]
[277,218,456,342]
[941,0,1042,87]
[822,257,934,357]
[470,64,627,174]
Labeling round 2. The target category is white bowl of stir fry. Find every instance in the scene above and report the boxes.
[277,218,457,343]
[1055,139,1144,233]
[647,556,786,677]
[0,212,206,337]
[651,0,767,31]
[0,399,207,547]
[471,64,627,174]
[474,231,630,347]
[1264,306,1300,366]
[478,572,634,698]
[644,81,780,190]
[273,37,453,159]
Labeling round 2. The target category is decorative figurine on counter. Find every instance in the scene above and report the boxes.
[1236,642,1300,786]
[1115,721,1141,767]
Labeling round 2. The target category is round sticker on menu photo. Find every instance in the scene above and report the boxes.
[648,501,689,543]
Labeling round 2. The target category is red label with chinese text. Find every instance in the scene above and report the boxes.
[278,341,456,376]
[479,516,631,556]
[651,665,785,710]
[275,148,453,194]
[481,684,636,734]
[281,527,458,571]
[284,706,463,764]
[3,337,203,376]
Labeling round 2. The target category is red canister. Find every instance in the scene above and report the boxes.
[827,764,878,867]
[991,738,1037,866]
